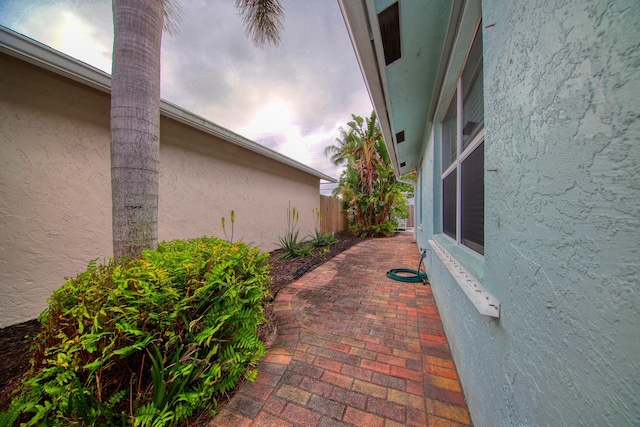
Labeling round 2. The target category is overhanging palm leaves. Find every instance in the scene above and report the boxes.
[235,0,285,47]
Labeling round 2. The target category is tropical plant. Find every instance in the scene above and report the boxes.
[277,203,312,259]
[308,230,338,247]
[1,237,271,426]
[110,0,166,261]
[110,0,284,261]
[308,206,338,247]
[325,111,413,237]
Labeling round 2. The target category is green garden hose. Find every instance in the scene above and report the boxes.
[386,250,429,284]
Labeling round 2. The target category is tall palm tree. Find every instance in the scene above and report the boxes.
[110,0,284,261]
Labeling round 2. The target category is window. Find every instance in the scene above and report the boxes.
[378,2,401,65]
[441,28,484,254]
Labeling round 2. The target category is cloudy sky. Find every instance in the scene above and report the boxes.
[0,0,373,194]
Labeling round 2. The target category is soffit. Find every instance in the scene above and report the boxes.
[372,0,450,175]
[340,0,457,176]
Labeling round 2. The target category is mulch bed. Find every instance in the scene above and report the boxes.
[0,231,366,414]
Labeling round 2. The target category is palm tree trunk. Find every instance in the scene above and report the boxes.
[110,0,164,261]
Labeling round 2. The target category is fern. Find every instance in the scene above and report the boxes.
[4,237,271,426]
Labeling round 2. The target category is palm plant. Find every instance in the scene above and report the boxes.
[325,111,412,237]
[110,0,284,261]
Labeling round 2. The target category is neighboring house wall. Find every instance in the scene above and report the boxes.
[158,118,319,247]
[0,51,320,328]
[414,1,639,425]
[0,54,112,328]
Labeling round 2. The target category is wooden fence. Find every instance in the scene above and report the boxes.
[319,195,348,233]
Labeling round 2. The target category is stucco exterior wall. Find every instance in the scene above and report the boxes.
[158,118,318,250]
[0,53,319,328]
[0,54,113,328]
[416,0,639,425]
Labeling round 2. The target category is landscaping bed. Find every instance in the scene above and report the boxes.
[0,231,365,416]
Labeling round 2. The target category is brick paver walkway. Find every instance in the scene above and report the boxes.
[210,233,472,427]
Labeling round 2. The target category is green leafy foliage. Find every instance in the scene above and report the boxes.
[308,207,338,247]
[277,202,312,259]
[308,229,338,247]
[2,237,271,426]
[277,231,313,259]
[349,219,396,238]
[325,111,413,237]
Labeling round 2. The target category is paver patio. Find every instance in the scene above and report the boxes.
[210,232,472,427]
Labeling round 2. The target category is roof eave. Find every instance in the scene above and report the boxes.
[0,25,336,183]
[337,0,401,175]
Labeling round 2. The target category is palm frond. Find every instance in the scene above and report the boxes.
[162,0,184,36]
[235,0,285,47]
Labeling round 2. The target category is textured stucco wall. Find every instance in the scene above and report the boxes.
[0,53,319,327]
[0,54,113,328]
[158,118,318,251]
[416,0,640,425]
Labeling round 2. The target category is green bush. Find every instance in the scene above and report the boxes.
[1,237,271,426]
[349,219,396,237]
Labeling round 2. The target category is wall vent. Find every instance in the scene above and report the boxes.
[400,162,406,167]
[378,2,401,65]
[396,130,405,143]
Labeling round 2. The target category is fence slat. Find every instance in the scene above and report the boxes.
[319,195,348,233]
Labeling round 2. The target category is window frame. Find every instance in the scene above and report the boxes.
[440,28,484,255]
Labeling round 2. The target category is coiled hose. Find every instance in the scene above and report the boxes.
[386,250,429,284]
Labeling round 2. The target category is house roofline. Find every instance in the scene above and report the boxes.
[0,25,336,183]
[337,0,400,174]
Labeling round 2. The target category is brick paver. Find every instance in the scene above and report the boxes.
[210,232,472,426]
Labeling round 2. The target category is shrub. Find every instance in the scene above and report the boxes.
[349,219,396,237]
[1,237,271,426]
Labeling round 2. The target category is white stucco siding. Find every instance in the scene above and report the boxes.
[0,54,113,327]
[159,118,319,251]
[0,51,322,327]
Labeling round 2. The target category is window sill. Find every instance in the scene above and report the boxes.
[428,239,500,318]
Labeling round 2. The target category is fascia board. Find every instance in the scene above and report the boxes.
[337,0,401,175]
[160,101,336,182]
[0,26,112,94]
[0,25,335,183]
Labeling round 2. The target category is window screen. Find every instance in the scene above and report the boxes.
[461,142,484,254]
[442,171,457,239]
[462,33,483,150]
[442,94,458,171]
